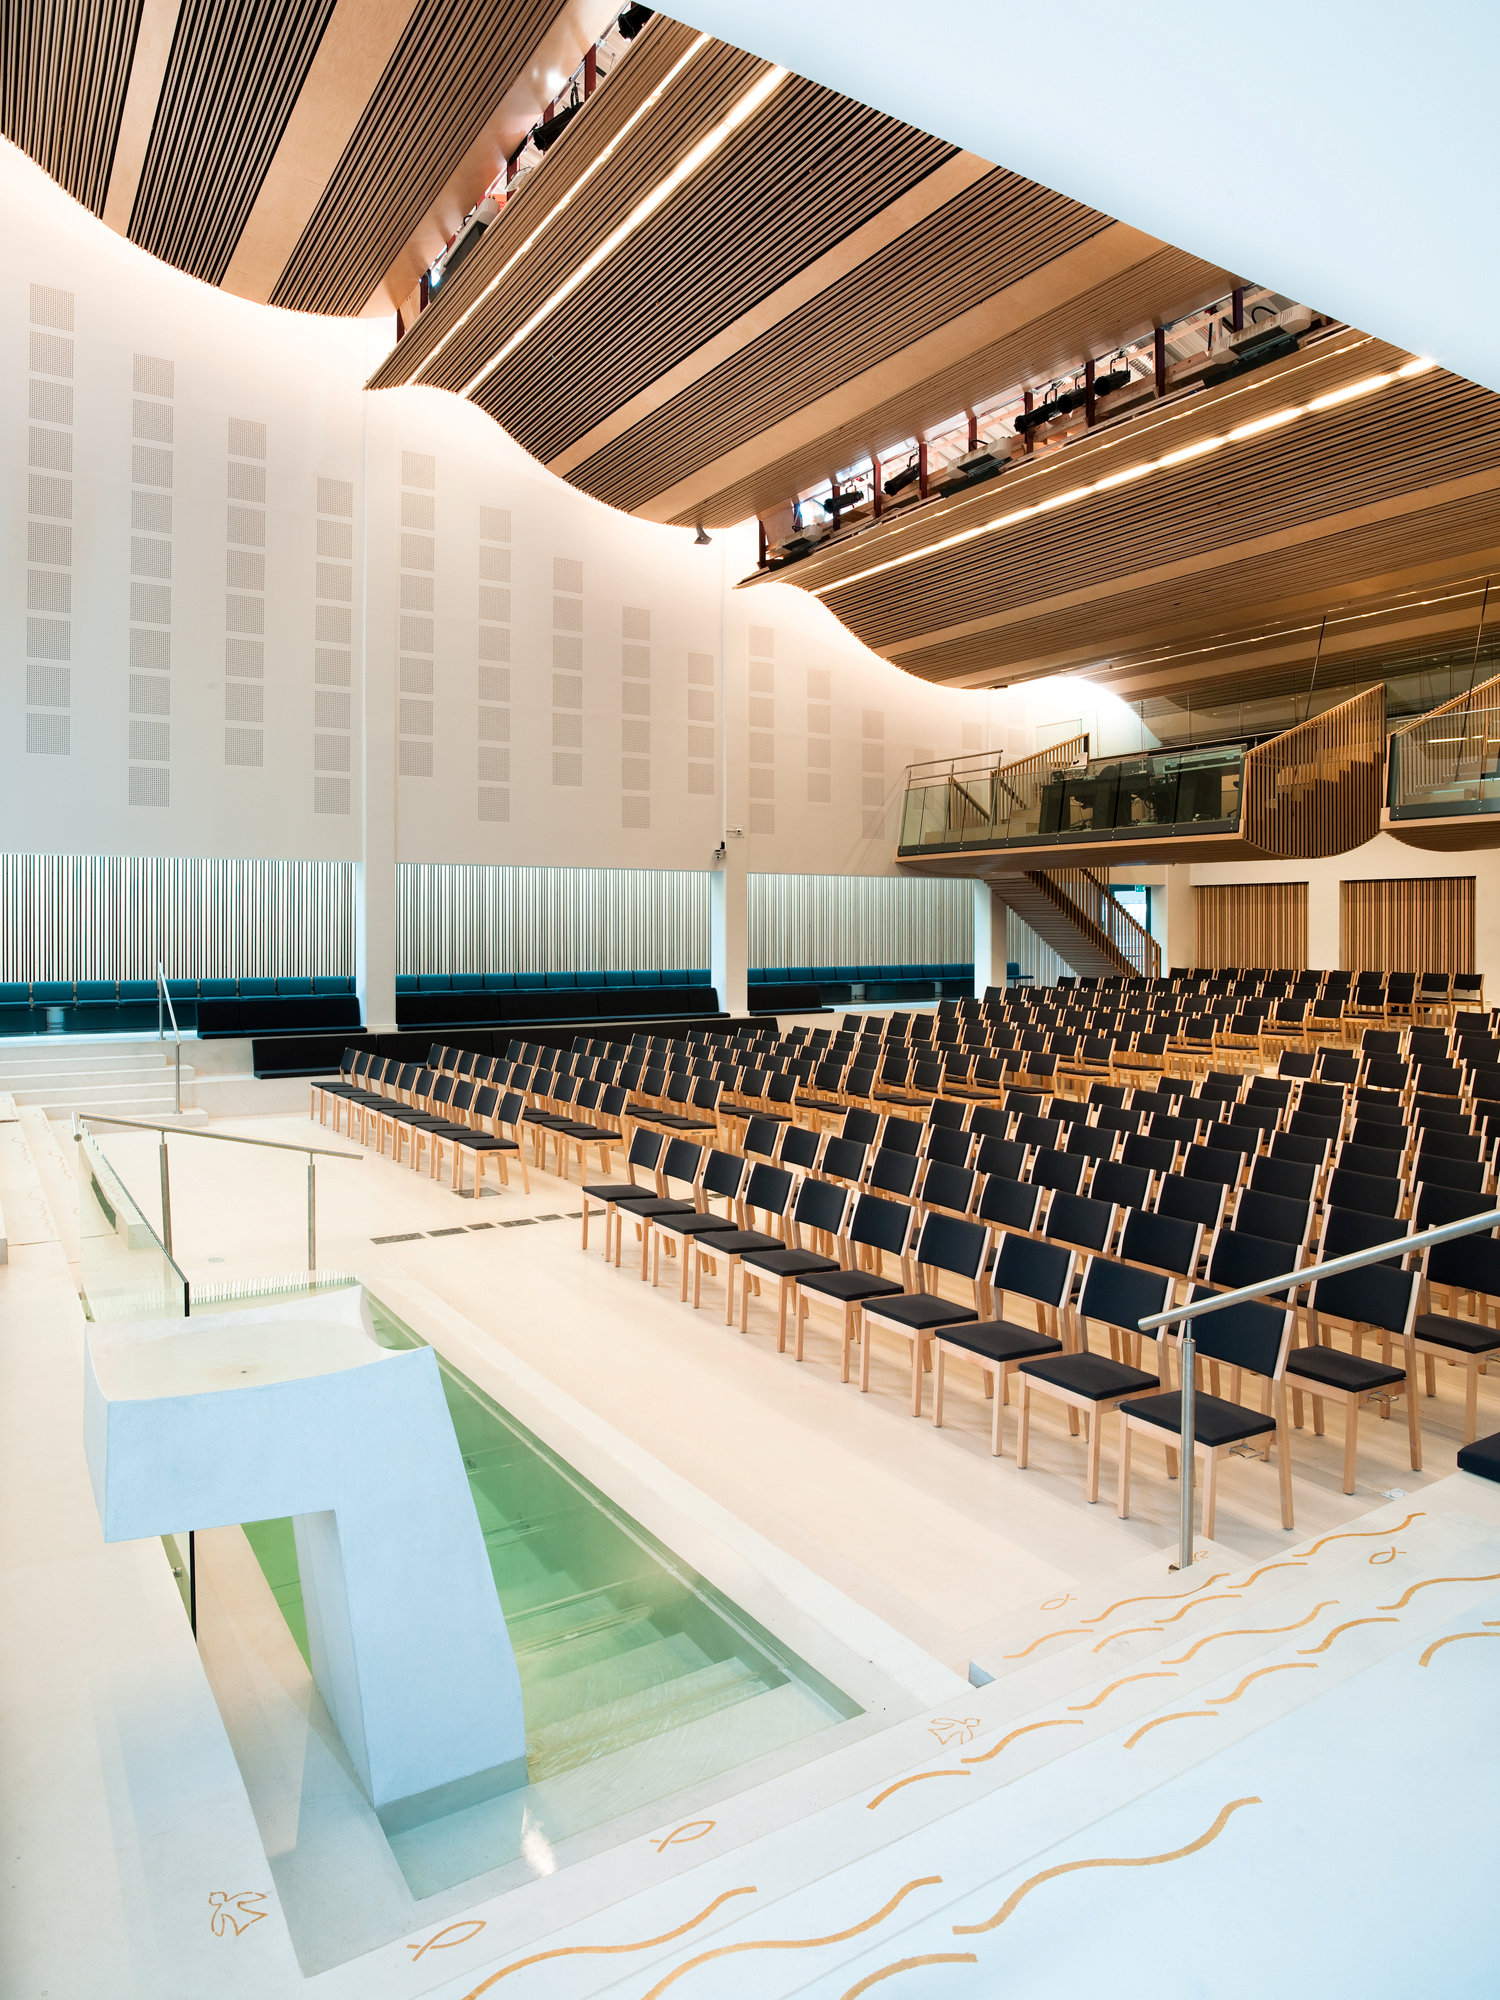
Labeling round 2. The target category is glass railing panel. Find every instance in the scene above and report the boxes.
[1390,706,1500,818]
[74,1124,188,1321]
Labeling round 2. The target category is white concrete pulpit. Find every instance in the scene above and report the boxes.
[82,1287,528,1832]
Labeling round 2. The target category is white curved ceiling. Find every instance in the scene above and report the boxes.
[677,0,1500,396]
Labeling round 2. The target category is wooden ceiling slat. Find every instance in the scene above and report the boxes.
[367,15,706,383]
[1,0,141,214]
[470,80,955,463]
[569,170,1113,512]
[126,0,338,284]
[269,0,564,316]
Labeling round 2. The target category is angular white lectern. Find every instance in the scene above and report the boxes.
[83,1288,527,1831]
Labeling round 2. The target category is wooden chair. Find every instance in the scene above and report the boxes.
[1292,1262,1422,1493]
[1118,1288,1296,1534]
[735,1177,853,1349]
[1413,1231,1500,1442]
[648,1149,750,1298]
[859,1214,993,1415]
[1016,1256,1169,1500]
[791,1193,916,1381]
[932,1234,1075,1455]
[687,1161,798,1318]
[579,1126,665,1255]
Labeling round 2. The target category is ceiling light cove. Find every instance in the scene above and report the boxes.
[812,356,1438,600]
[458,62,791,400]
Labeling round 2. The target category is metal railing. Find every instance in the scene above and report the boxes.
[73,1113,362,1274]
[1138,1204,1500,1572]
[155,961,182,1115]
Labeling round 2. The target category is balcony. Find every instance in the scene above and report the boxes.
[1384,671,1500,850]
[898,739,1245,867]
[899,686,1385,873]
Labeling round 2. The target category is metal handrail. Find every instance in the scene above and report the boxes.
[1137,1204,1500,1572]
[156,961,182,1115]
[74,1112,362,1273]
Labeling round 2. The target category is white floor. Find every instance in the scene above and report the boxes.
[5,1092,1499,1998]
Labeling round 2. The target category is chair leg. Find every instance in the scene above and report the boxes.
[1405,1373,1424,1471]
[744,1269,756,1337]
[679,1237,691,1303]
[1201,1448,1218,1540]
[1117,1418,1132,1517]
[1085,1399,1103,1502]
[859,1315,873,1393]
[991,1365,1006,1456]
[910,1333,923,1417]
[1342,1398,1359,1494]
[1465,1358,1480,1444]
[932,1346,946,1428]
[1017,1376,1032,1468]
[1275,1411,1294,1530]
[774,1277,787,1349]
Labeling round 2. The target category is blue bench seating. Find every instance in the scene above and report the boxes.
[0,977,360,1039]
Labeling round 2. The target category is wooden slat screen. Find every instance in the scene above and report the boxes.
[1339,876,1475,974]
[1239,685,1386,859]
[1194,882,1308,970]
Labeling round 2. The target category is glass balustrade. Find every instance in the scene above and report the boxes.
[74,1123,189,1322]
[898,742,1245,855]
[1388,700,1500,821]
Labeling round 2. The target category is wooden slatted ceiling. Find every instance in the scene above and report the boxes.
[649,242,1230,530]
[1,0,141,214]
[893,491,1500,688]
[566,168,1112,512]
[127,0,338,283]
[369,14,707,383]
[473,77,955,464]
[269,0,563,316]
[775,344,1500,680]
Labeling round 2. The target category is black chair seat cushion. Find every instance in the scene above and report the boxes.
[650,1113,719,1130]
[583,1181,653,1201]
[865,1292,979,1331]
[454,1132,517,1152]
[739,1247,840,1279]
[798,1268,905,1303]
[554,1121,618,1142]
[1286,1346,1405,1392]
[1020,1353,1159,1401]
[1414,1312,1500,1355]
[935,1319,1062,1366]
[1118,1389,1275,1447]
[654,1213,743,1238]
[1457,1430,1500,1482]
[695,1228,784,1255]
[614,1197,697,1220]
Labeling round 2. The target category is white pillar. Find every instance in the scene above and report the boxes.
[1162,865,1194,974]
[711,842,748,1015]
[972,879,1007,997]
[356,400,396,1033]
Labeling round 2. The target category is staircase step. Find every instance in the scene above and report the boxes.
[526,1656,772,1781]
[522,1631,712,1730]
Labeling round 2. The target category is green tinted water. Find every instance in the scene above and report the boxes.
[243,1297,854,1791]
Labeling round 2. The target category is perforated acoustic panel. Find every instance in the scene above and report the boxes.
[270,0,562,316]
[1,0,142,214]
[128,0,339,284]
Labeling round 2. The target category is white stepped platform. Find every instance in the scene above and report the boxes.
[419,1485,1500,2000]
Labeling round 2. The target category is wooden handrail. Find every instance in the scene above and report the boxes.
[1027,866,1161,978]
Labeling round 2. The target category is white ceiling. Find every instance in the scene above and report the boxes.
[677,0,1500,395]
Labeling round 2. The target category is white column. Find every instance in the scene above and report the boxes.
[356,399,397,1033]
[711,842,748,1015]
[1162,865,1194,974]
[972,879,1007,997]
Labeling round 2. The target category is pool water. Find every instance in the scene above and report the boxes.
[242,1297,855,1802]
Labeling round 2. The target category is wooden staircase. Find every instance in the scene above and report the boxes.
[997,866,1160,980]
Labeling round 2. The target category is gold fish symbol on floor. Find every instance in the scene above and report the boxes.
[408,1918,488,1958]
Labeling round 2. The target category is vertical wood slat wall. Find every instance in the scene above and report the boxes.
[1194,882,1309,969]
[1340,876,1476,973]
[1240,685,1385,857]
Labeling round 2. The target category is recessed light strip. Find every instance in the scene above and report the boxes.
[459,63,790,400]
[414,33,714,383]
[812,356,1436,600]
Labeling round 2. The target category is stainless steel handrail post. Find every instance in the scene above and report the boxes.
[1174,1317,1195,1571]
[156,960,182,1116]
[158,1130,173,1258]
[307,1156,316,1272]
